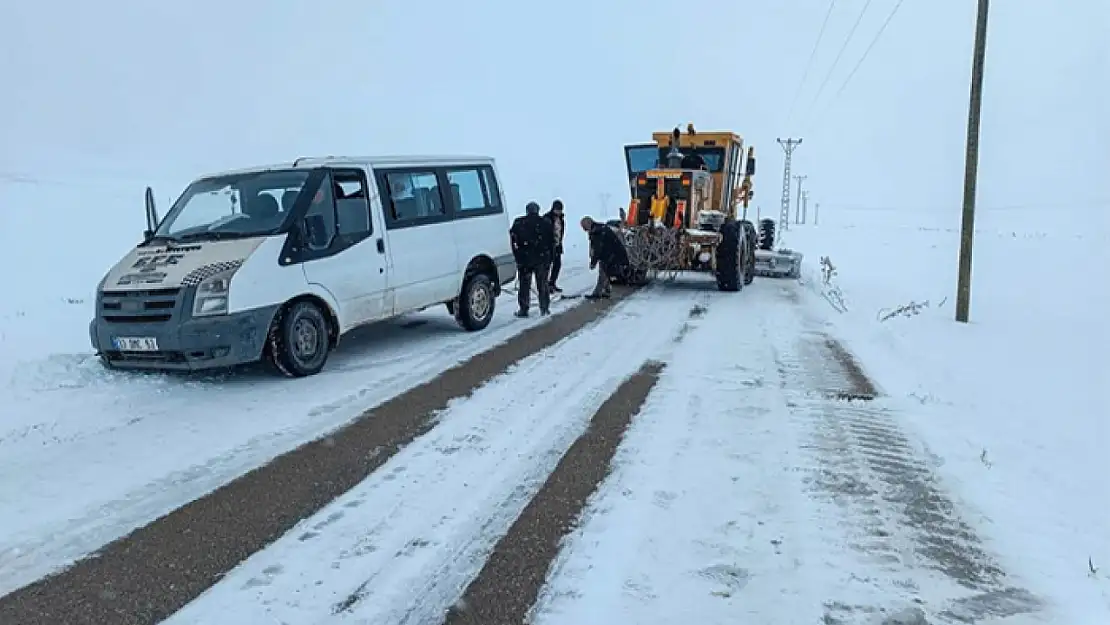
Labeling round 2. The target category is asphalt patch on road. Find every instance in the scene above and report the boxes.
[442,360,666,625]
[823,337,879,399]
[792,336,1042,623]
[0,286,640,625]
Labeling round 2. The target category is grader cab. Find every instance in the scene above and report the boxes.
[617,125,759,291]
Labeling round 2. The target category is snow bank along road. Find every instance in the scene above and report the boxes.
[1,277,1053,625]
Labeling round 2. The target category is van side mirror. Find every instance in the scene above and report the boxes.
[144,186,160,237]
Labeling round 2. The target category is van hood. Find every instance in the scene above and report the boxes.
[101,237,267,291]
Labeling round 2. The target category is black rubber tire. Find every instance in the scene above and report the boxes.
[715,221,743,292]
[741,221,757,285]
[266,300,331,377]
[628,268,650,286]
[758,218,775,251]
[456,272,495,331]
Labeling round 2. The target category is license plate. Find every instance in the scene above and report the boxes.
[113,336,160,352]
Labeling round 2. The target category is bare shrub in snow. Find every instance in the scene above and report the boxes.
[979,448,992,468]
[877,300,931,322]
[818,256,847,313]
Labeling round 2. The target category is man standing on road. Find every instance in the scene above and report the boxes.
[544,199,566,294]
[579,216,629,300]
[510,201,555,317]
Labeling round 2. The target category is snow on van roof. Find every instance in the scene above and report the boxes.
[197,155,496,179]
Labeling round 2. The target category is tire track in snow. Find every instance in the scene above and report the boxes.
[530,281,836,624]
[442,359,666,625]
[779,319,1045,623]
[0,281,637,625]
[157,283,706,625]
[0,271,597,597]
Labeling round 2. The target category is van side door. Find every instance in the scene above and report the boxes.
[296,168,391,328]
[375,167,461,312]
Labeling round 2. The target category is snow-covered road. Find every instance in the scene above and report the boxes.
[163,279,706,625]
[0,265,597,597]
[532,281,1046,624]
[157,275,1052,625]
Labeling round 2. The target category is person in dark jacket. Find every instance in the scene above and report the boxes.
[510,201,555,316]
[579,216,630,299]
[543,199,566,293]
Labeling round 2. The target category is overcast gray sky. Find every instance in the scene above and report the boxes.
[1,0,1106,227]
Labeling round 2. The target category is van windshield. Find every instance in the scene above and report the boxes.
[154,170,311,241]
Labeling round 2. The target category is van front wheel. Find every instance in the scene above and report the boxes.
[456,272,495,331]
[267,300,331,377]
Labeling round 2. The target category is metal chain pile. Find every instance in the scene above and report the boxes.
[621,227,683,281]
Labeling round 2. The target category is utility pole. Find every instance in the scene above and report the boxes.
[777,138,802,233]
[793,175,808,223]
[801,190,809,224]
[956,0,990,323]
[814,202,820,225]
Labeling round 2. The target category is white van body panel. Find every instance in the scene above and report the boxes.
[226,235,341,325]
[101,238,266,292]
[386,222,461,312]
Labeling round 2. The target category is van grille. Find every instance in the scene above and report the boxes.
[100,288,182,323]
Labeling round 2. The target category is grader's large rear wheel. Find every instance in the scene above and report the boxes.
[758,218,776,251]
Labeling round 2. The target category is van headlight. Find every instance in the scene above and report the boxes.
[193,270,234,317]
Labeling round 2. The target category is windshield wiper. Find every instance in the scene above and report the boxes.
[176,231,252,242]
[143,235,180,247]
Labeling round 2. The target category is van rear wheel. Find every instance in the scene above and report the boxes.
[456,272,495,331]
[267,300,331,377]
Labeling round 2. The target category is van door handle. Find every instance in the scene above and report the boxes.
[376,238,385,254]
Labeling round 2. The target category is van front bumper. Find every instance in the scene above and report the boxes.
[89,304,280,371]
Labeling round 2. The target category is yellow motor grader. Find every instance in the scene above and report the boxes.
[614,124,758,291]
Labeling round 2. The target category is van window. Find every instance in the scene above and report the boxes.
[384,171,445,222]
[333,169,372,237]
[446,169,486,212]
[156,170,309,241]
[479,167,501,208]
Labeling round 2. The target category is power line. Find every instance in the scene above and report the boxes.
[810,198,1110,212]
[801,0,876,127]
[809,0,909,131]
[785,0,839,127]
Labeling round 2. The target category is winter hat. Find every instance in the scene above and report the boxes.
[525,201,541,215]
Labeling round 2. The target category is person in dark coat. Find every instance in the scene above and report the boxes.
[579,216,630,299]
[543,199,566,293]
[509,201,555,316]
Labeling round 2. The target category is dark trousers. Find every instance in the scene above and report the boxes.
[548,252,562,287]
[517,263,551,312]
[591,262,611,296]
